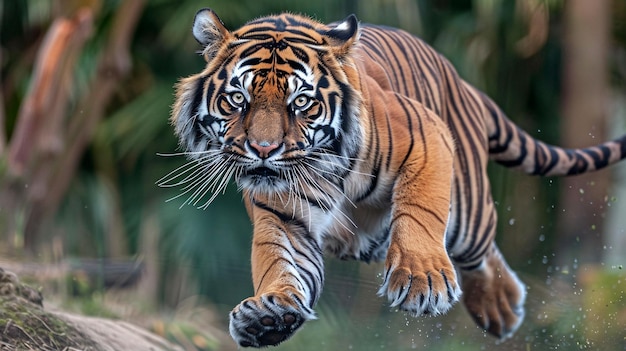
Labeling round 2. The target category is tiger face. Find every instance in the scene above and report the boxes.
[171,9,363,203]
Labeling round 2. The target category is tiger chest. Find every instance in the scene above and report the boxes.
[319,177,396,263]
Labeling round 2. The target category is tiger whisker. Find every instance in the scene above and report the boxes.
[194,155,239,208]
[207,155,237,193]
[308,150,367,163]
[167,154,235,209]
[162,160,224,205]
[300,164,358,231]
[302,159,358,209]
[281,168,298,216]
[290,166,313,227]
[306,153,374,177]
[157,155,224,188]
[290,170,302,209]
[199,163,239,209]
[174,156,229,192]
[156,148,222,158]
[181,112,199,133]
[182,162,225,207]
[233,166,246,184]
[165,169,215,208]
[292,163,356,234]
[156,155,211,183]
[299,161,343,182]
[274,186,286,206]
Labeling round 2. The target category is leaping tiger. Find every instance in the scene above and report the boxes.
[164,9,626,347]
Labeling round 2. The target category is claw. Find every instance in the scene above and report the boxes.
[378,258,461,317]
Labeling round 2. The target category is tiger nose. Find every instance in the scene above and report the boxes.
[249,141,281,159]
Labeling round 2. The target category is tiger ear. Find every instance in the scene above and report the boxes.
[323,14,360,58]
[192,8,231,60]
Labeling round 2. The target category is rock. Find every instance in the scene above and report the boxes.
[0,267,183,351]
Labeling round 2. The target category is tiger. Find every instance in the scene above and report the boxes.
[166,8,626,348]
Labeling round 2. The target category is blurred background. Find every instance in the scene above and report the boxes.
[1,0,625,350]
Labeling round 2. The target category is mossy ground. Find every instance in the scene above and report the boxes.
[0,296,94,350]
[0,267,96,351]
[0,266,227,351]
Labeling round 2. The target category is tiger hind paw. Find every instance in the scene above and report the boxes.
[460,250,526,339]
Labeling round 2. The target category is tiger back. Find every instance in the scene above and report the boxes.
[166,9,626,348]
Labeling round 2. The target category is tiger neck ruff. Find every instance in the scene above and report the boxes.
[166,8,626,348]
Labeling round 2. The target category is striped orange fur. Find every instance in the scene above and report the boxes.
[166,9,626,347]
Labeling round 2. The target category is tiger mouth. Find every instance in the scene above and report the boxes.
[240,166,287,192]
[244,166,280,178]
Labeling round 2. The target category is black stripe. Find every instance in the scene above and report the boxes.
[445,182,461,251]
[566,150,588,175]
[390,212,429,233]
[496,134,527,168]
[192,75,208,116]
[256,240,293,254]
[394,97,416,171]
[255,257,295,292]
[295,262,319,303]
[356,163,381,203]
[290,291,315,312]
[253,200,306,229]
[402,201,446,224]
[535,142,560,175]
[592,145,611,169]
[361,31,403,88]
[443,79,487,253]
[457,211,496,263]
[384,109,394,172]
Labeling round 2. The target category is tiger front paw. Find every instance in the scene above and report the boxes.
[377,250,461,316]
[229,292,316,347]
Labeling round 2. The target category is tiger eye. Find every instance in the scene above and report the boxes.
[231,92,245,106]
[293,95,309,108]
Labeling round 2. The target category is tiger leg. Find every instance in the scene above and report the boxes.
[377,114,462,316]
[229,205,323,347]
[460,242,526,339]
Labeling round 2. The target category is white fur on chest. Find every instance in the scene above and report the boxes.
[314,172,396,262]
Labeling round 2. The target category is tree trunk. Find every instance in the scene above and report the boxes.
[557,0,611,265]
[0,1,144,254]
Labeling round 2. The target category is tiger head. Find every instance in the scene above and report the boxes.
[170,9,364,205]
